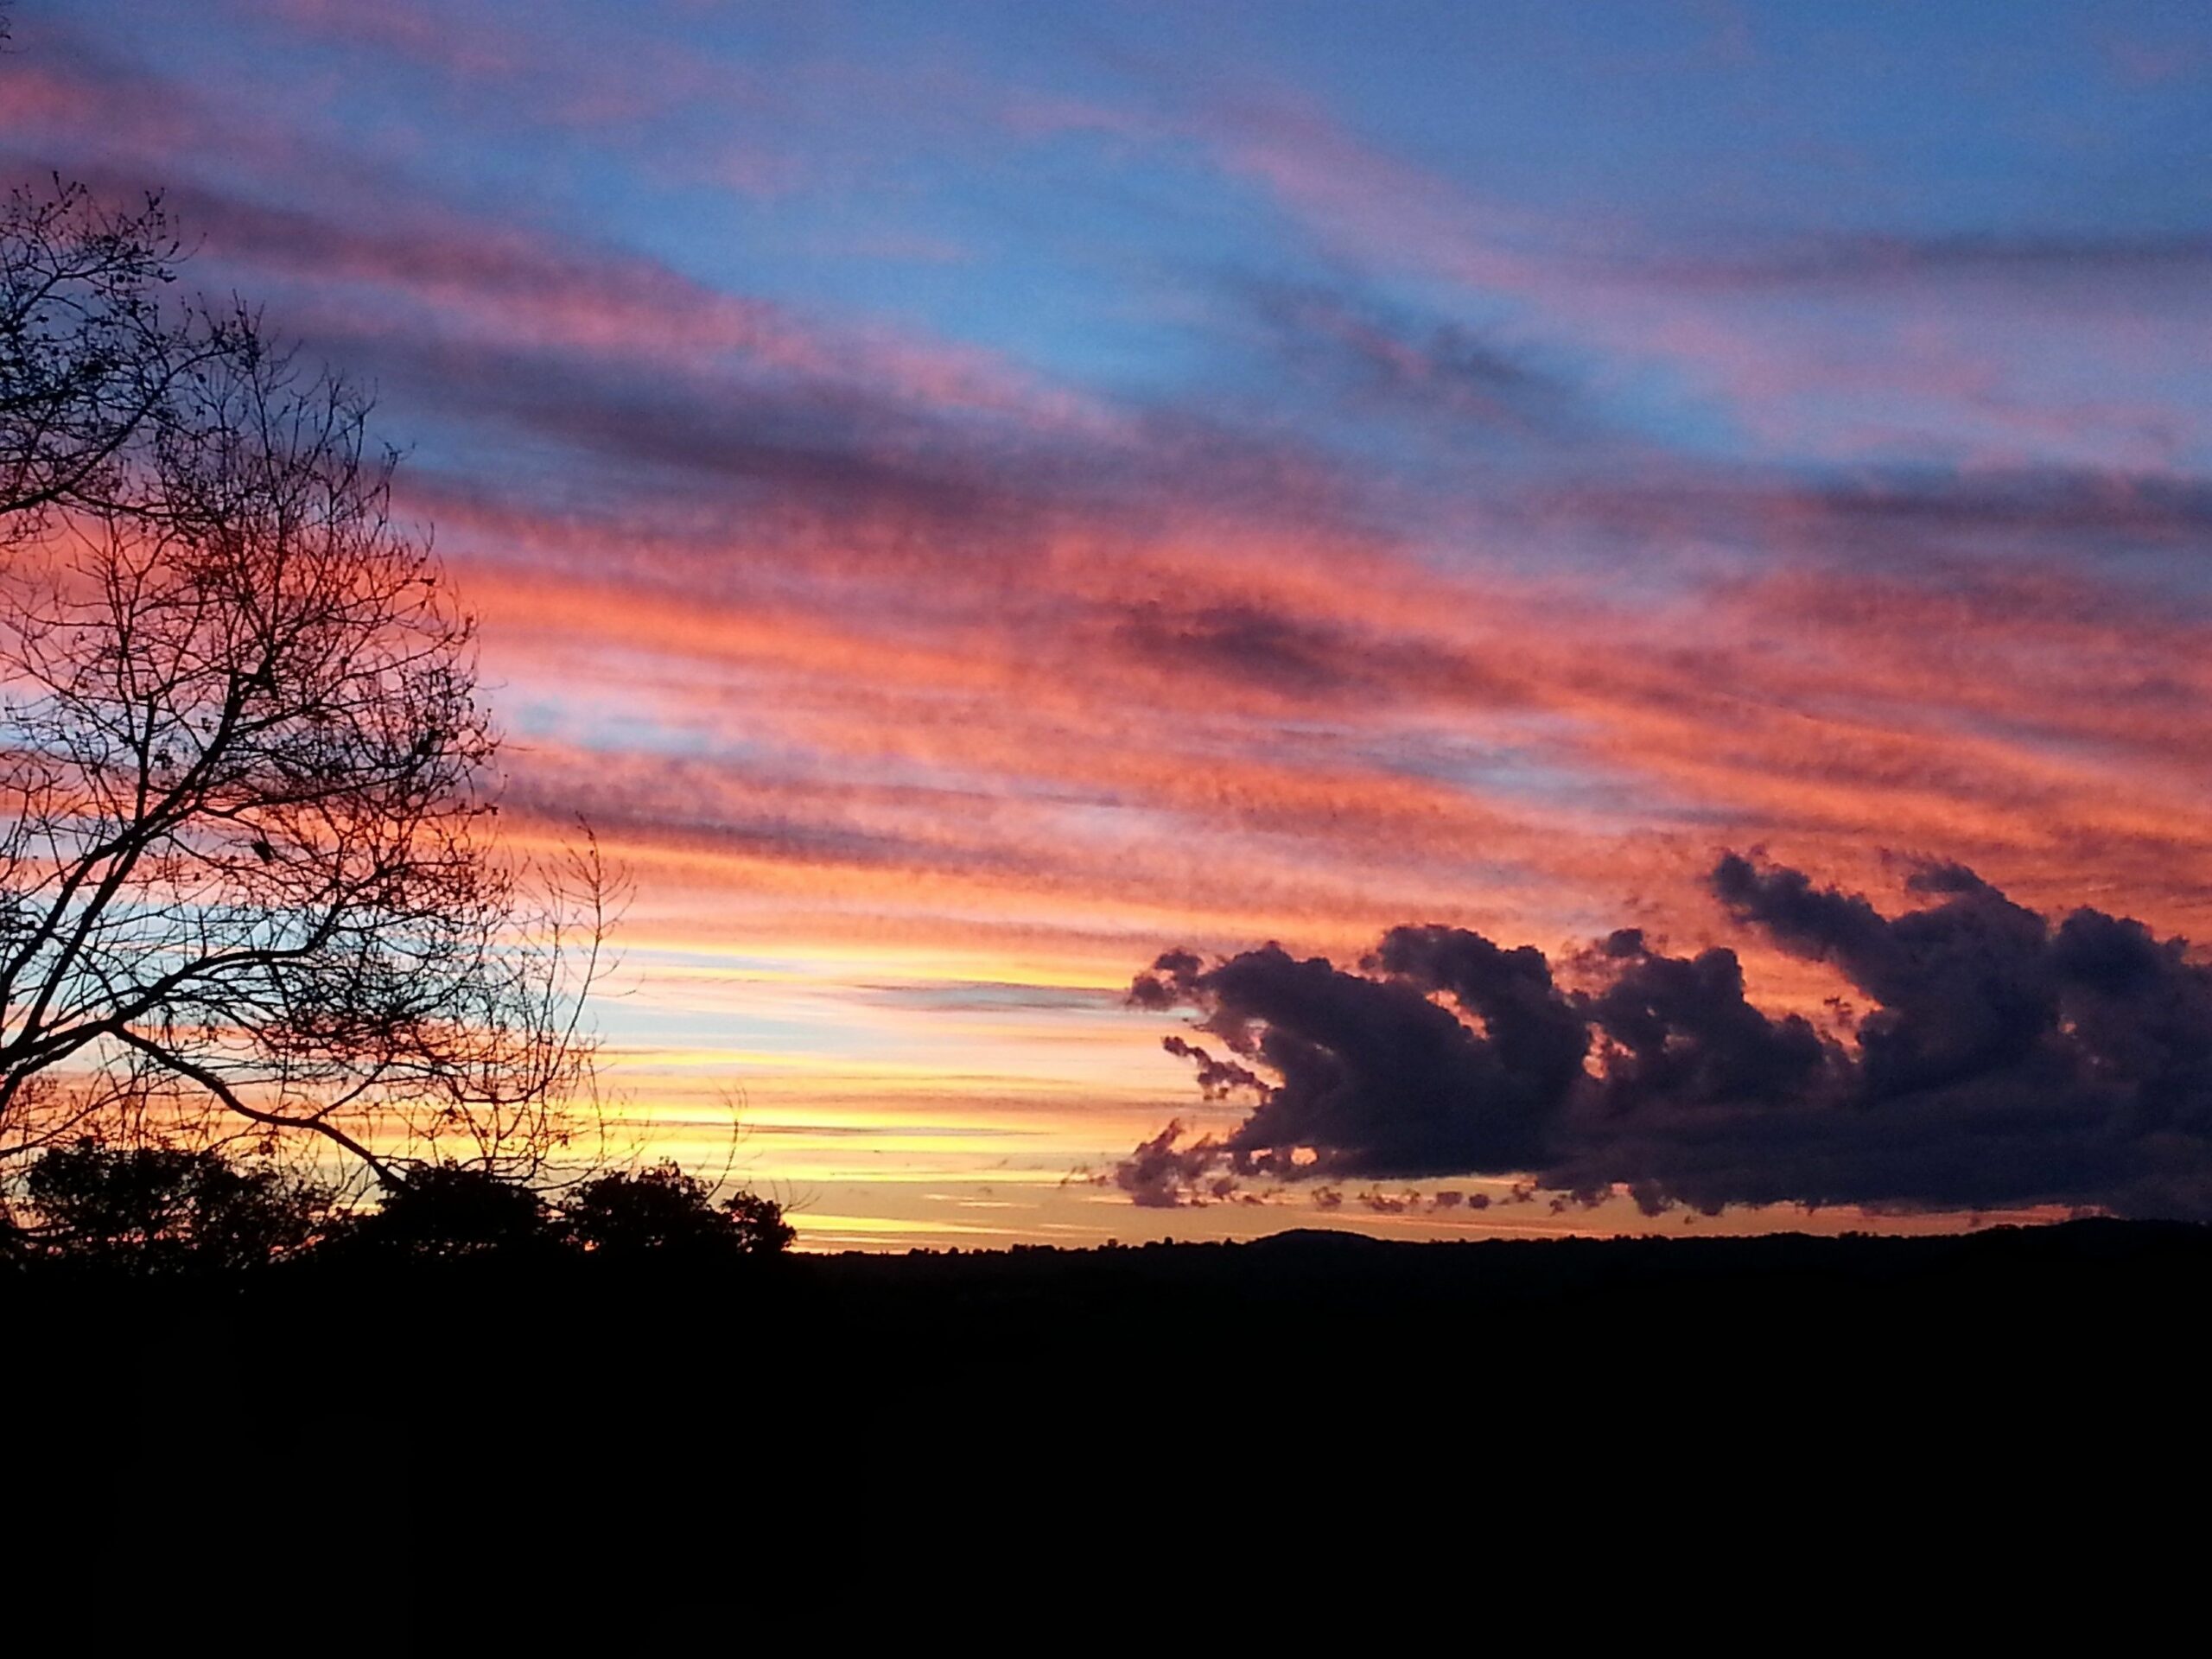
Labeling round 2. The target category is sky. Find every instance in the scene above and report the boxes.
[5,1,2211,1246]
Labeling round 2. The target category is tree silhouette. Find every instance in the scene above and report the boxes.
[330,1160,561,1259]
[563,1163,796,1259]
[10,1137,329,1272]
[1,178,239,532]
[717,1187,798,1256]
[0,174,613,1179]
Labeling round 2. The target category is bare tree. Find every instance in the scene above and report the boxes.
[2,179,239,532]
[1,181,612,1181]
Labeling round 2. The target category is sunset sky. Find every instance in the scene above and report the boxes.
[8,2,2210,1246]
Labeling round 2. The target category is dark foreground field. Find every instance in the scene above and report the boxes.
[10,1220,2206,1599]
[18,1218,2207,1426]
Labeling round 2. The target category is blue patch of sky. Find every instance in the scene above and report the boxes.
[1362,726,1641,820]
[55,0,2212,496]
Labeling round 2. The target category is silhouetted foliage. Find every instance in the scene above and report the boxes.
[563,1163,795,1259]
[3,1135,793,1273]
[330,1162,558,1260]
[8,1137,329,1272]
[718,1188,798,1256]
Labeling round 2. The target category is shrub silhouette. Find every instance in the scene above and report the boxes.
[563,1164,795,1259]
[13,1140,329,1272]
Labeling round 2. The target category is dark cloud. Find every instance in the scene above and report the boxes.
[349,330,1052,543]
[1369,925,1592,1113]
[1640,231,2212,291]
[1799,472,2212,543]
[1239,280,1573,441]
[1126,934,1586,1185]
[500,784,1031,880]
[1113,600,1370,698]
[1713,854,2053,1100]
[1553,469,2212,575]
[1710,852,1894,968]
[1128,950,1202,1011]
[1160,1035,1267,1102]
[1121,854,2212,1220]
[1357,1189,1414,1214]
[1580,933,1838,1117]
[1105,597,1528,711]
[1112,1121,1226,1209]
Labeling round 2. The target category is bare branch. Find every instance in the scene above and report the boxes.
[1,177,613,1180]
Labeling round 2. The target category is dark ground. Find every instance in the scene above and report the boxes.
[17,1217,2207,1423]
[9,1221,2203,1608]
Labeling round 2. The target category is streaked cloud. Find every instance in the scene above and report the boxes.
[7,0,2209,1238]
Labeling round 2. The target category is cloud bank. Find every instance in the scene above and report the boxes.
[1122,854,2212,1220]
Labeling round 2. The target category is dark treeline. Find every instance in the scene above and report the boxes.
[15,1194,2207,1555]
[1,1136,792,1274]
[13,1173,2203,1351]
[785,1218,2212,1382]
[28,1116,2200,1358]
[18,1214,2207,1466]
